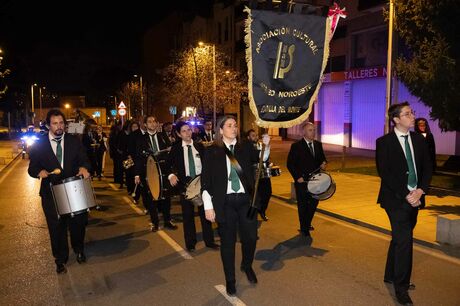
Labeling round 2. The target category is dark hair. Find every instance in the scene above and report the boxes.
[129,120,139,132]
[144,115,156,124]
[388,101,410,125]
[175,121,189,134]
[163,122,172,127]
[415,117,432,134]
[246,129,255,137]
[214,115,237,147]
[46,109,66,125]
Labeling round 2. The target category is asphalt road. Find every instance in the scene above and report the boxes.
[0,158,459,306]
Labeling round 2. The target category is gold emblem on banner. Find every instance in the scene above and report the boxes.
[273,42,295,79]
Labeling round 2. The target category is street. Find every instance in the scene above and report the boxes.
[0,157,459,306]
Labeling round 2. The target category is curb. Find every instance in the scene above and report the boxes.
[0,151,22,174]
[271,194,457,254]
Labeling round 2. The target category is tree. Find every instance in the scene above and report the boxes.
[0,50,11,98]
[117,81,146,118]
[161,45,246,116]
[394,0,460,131]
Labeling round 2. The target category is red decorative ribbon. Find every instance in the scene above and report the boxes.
[328,2,347,35]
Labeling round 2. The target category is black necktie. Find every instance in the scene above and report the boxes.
[149,134,158,152]
[308,142,315,157]
[53,138,62,164]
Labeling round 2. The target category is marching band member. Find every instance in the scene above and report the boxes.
[287,122,327,238]
[201,119,215,142]
[28,109,91,274]
[134,115,177,232]
[245,129,272,221]
[202,115,270,296]
[167,121,219,252]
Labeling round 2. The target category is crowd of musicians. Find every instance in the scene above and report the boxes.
[28,102,431,303]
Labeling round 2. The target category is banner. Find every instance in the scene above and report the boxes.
[245,8,331,127]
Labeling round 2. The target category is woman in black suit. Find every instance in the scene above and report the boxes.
[201,115,270,296]
[415,118,436,172]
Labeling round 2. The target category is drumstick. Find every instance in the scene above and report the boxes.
[48,168,61,175]
[131,183,138,197]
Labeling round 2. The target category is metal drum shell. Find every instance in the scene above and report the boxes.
[51,176,96,216]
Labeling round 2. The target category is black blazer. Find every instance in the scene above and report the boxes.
[376,131,432,210]
[28,133,91,197]
[201,141,259,223]
[287,139,327,182]
[167,141,205,183]
[134,132,170,179]
[201,131,215,142]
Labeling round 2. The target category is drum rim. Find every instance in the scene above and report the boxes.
[53,175,83,185]
[147,156,164,200]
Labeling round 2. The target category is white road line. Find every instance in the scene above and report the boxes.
[271,198,460,266]
[214,285,247,306]
[120,194,192,260]
[0,157,20,185]
[157,231,193,259]
[108,183,119,191]
[122,196,144,215]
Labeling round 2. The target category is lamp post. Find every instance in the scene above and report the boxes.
[134,74,144,117]
[30,83,37,125]
[198,41,217,128]
[384,0,395,134]
[39,86,45,121]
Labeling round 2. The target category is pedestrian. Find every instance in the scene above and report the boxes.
[201,119,215,142]
[108,122,123,184]
[202,115,270,296]
[376,102,432,306]
[245,129,272,221]
[94,125,107,179]
[167,121,219,252]
[287,122,327,237]
[414,117,436,172]
[28,109,91,274]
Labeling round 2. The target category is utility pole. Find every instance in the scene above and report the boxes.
[384,0,395,134]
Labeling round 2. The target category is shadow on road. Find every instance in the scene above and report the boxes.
[86,230,151,260]
[255,235,328,271]
[424,204,460,216]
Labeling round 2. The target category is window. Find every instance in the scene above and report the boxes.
[351,29,387,68]
[325,55,346,72]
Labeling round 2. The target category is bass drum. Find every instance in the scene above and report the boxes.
[146,155,169,200]
[307,172,336,201]
[51,176,97,217]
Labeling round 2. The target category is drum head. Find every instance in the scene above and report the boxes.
[185,176,201,200]
[307,173,332,195]
[146,156,162,200]
[311,181,336,200]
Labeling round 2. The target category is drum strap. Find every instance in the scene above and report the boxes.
[223,146,252,194]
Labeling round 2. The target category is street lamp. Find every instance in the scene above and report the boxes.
[198,41,217,129]
[39,86,45,121]
[385,0,395,134]
[65,103,71,119]
[30,83,38,125]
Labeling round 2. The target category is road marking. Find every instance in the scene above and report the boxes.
[214,285,247,306]
[120,195,192,260]
[157,231,193,260]
[271,198,460,266]
[0,157,21,185]
[122,196,144,215]
[108,183,119,191]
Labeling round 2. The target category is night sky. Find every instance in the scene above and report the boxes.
[0,0,213,104]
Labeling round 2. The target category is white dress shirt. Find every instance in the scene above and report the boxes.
[49,132,65,168]
[394,127,418,191]
[182,140,202,176]
[147,131,160,152]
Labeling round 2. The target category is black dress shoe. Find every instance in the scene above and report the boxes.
[164,221,178,230]
[56,263,67,274]
[384,279,416,290]
[206,243,220,250]
[187,246,196,252]
[309,225,314,231]
[396,291,413,305]
[259,212,268,221]
[226,281,236,296]
[151,224,159,232]
[76,252,86,264]
[243,267,258,284]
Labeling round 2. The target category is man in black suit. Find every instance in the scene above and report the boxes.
[376,102,432,306]
[134,115,177,232]
[202,115,270,296]
[28,109,91,274]
[201,120,215,142]
[167,121,218,251]
[287,122,327,237]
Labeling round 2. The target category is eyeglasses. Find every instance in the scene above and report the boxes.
[400,110,415,117]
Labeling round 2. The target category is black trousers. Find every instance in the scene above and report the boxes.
[258,178,272,214]
[141,179,171,226]
[95,149,105,176]
[384,205,418,293]
[113,156,123,184]
[42,193,87,265]
[294,182,319,232]
[180,197,214,249]
[218,193,258,283]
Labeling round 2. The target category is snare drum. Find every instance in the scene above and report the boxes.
[307,172,336,201]
[51,176,97,217]
[184,175,203,207]
[256,165,282,179]
[146,155,170,200]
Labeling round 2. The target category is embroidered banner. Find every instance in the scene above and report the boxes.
[245,8,332,127]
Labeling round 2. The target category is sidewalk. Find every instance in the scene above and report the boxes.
[268,140,460,255]
[0,140,21,172]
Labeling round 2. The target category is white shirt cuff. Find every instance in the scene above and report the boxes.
[202,190,214,210]
[168,173,176,180]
